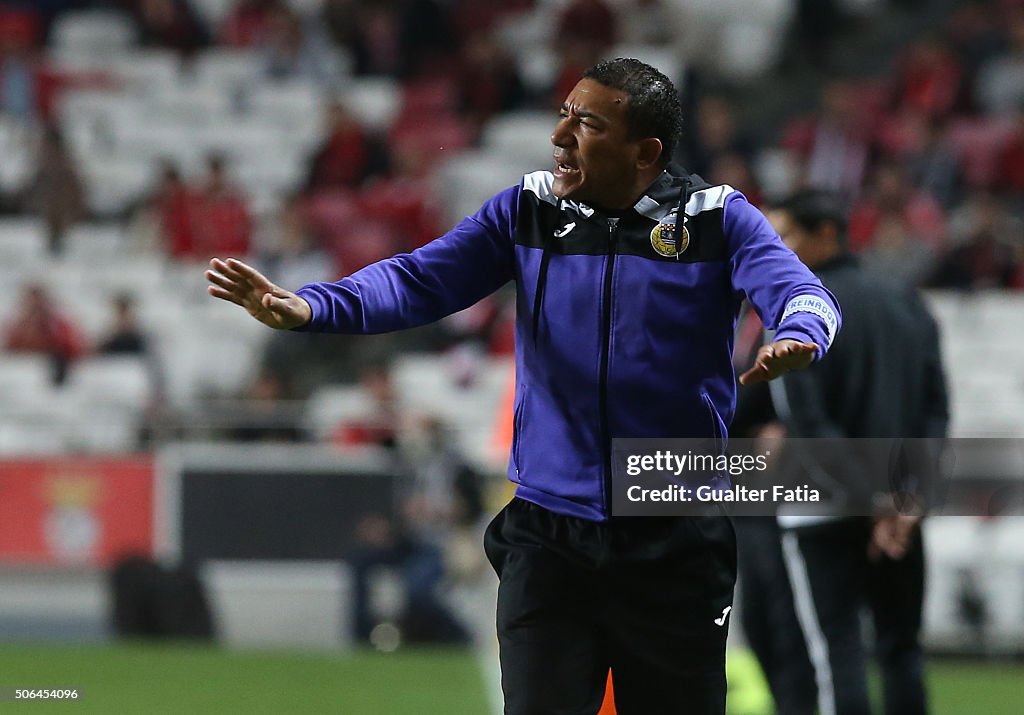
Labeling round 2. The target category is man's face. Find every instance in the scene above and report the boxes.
[551,79,648,210]
[769,209,838,270]
[768,209,811,265]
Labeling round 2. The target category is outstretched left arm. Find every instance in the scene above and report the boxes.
[725,191,841,384]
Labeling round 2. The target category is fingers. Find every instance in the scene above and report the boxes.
[739,344,775,385]
[739,341,820,385]
[205,268,239,293]
[207,285,245,306]
[224,257,273,290]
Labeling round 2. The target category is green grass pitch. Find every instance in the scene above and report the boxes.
[0,644,1020,714]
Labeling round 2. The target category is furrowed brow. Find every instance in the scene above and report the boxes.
[561,103,605,123]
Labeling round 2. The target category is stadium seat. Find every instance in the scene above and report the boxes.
[392,354,512,469]
[0,355,55,405]
[303,386,377,440]
[148,81,236,125]
[0,118,35,195]
[107,50,181,92]
[340,78,402,132]
[50,10,137,58]
[191,49,260,91]
[0,418,67,456]
[606,45,684,85]
[435,152,529,226]
[62,223,131,263]
[480,111,560,173]
[65,357,154,413]
[78,154,156,216]
[61,404,141,453]
[0,218,47,266]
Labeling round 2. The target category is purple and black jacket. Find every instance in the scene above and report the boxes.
[296,169,841,521]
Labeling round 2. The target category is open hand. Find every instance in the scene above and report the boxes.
[738,340,818,385]
[205,257,312,330]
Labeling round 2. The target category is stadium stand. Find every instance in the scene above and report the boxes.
[1,0,1023,676]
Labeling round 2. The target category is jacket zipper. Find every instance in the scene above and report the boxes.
[599,218,619,516]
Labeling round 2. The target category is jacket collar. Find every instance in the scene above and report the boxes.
[562,169,693,223]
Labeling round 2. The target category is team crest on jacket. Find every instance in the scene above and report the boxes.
[650,210,689,258]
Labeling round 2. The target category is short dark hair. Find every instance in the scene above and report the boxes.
[778,189,849,244]
[583,58,683,166]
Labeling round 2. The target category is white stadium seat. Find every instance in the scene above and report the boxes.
[341,78,402,132]
[51,10,136,57]
[0,218,47,266]
[481,111,559,173]
[0,355,55,405]
[65,357,154,413]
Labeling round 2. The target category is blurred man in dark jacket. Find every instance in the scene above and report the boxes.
[765,190,949,715]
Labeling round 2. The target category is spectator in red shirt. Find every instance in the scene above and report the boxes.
[891,37,963,119]
[151,161,199,259]
[847,161,946,253]
[557,0,617,56]
[995,106,1024,194]
[782,80,875,199]
[191,154,252,259]
[219,0,279,47]
[304,101,388,192]
[457,34,525,130]
[4,282,84,384]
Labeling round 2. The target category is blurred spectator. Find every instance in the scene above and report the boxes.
[322,0,455,80]
[787,0,849,69]
[691,95,755,179]
[450,0,534,39]
[97,294,148,355]
[619,0,673,46]
[257,4,342,85]
[190,154,252,259]
[404,416,486,541]
[304,101,388,192]
[3,282,83,383]
[891,37,963,119]
[0,7,41,121]
[321,0,399,77]
[150,161,199,259]
[230,369,304,442]
[22,126,85,254]
[904,114,964,206]
[255,193,336,289]
[945,0,1008,77]
[847,162,946,253]
[456,34,525,129]
[975,11,1024,114]
[927,191,1023,289]
[348,415,478,646]
[783,81,874,199]
[556,0,617,57]
[860,209,937,288]
[129,0,209,57]
[994,106,1024,195]
[332,363,400,449]
[709,152,764,207]
[218,0,279,48]
[390,0,457,80]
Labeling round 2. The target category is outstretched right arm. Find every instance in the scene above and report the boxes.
[206,185,519,334]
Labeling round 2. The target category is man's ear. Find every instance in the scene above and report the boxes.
[636,138,664,170]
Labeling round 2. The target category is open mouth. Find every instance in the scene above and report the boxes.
[554,161,580,177]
